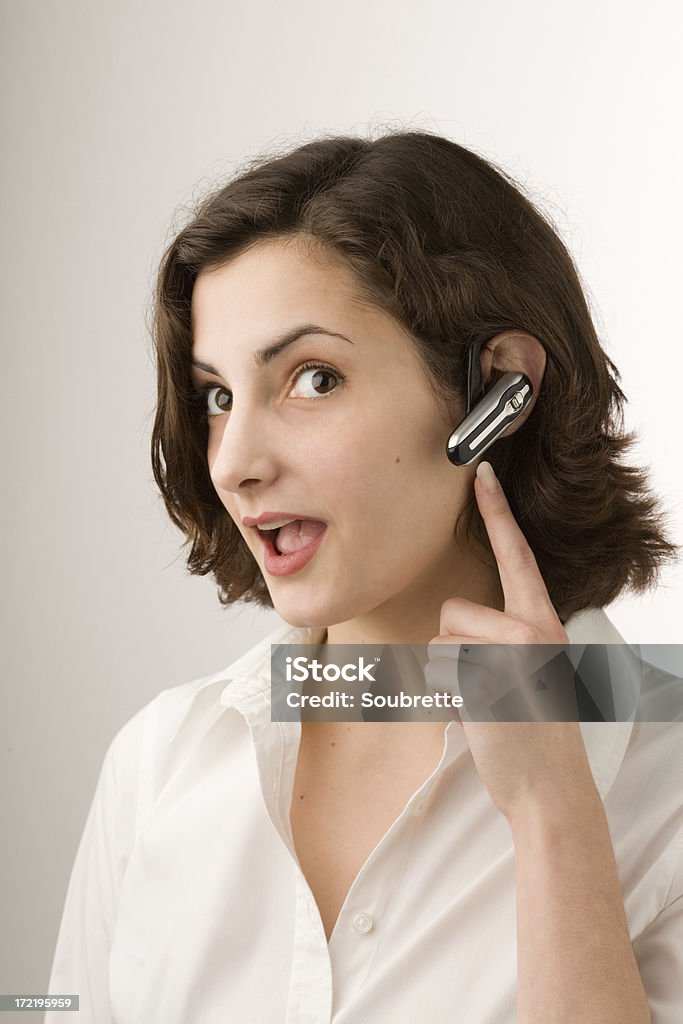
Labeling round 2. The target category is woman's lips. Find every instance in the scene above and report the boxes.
[255,523,328,577]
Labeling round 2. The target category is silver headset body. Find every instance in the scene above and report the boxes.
[445,337,534,467]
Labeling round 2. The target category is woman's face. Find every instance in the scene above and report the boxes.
[190,237,498,643]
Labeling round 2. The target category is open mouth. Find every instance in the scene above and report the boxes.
[254,520,327,558]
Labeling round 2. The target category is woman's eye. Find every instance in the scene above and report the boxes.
[195,362,344,418]
[202,386,231,417]
[289,362,343,400]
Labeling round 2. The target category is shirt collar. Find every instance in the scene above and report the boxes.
[203,608,638,800]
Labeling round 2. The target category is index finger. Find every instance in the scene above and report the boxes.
[474,460,555,622]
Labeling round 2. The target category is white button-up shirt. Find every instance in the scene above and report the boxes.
[45,608,683,1023]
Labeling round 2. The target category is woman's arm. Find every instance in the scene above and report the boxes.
[44,702,148,1024]
[511,774,650,1023]
[427,462,652,1022]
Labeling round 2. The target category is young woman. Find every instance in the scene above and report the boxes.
[46,131,682,1023]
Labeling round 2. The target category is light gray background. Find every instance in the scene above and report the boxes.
[1,0,681,1009]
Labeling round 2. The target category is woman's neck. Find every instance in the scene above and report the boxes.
[324,552,503,647]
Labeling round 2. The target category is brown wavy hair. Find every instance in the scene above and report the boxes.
[149,130,678,622]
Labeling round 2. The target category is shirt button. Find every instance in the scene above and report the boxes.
[352,912,374,934]
[413,789,434,815]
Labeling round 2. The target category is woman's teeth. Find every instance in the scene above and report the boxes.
[257,517,298,531]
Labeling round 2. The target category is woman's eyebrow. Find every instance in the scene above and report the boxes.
[191,324,353,375]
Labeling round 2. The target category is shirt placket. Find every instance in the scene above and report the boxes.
[327,727,465,1014]
[231,689,334,1023]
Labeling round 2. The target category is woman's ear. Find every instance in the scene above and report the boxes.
[481,331,546,435]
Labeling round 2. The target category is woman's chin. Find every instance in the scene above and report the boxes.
[268,596,332,630]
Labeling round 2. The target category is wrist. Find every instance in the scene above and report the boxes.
[507,768,604,839]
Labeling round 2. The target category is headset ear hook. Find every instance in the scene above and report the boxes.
[466,336,490,413]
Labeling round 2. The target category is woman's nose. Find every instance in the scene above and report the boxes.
[207,403,279,493]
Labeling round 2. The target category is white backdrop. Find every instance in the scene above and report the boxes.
[1,0,681,1005]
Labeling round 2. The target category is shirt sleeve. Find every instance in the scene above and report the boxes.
[43,699,153,1024]
[632,832,683,1023]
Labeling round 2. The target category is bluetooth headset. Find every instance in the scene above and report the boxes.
[446,335,534,467]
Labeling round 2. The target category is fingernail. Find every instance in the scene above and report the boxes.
[476,460,499,493]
